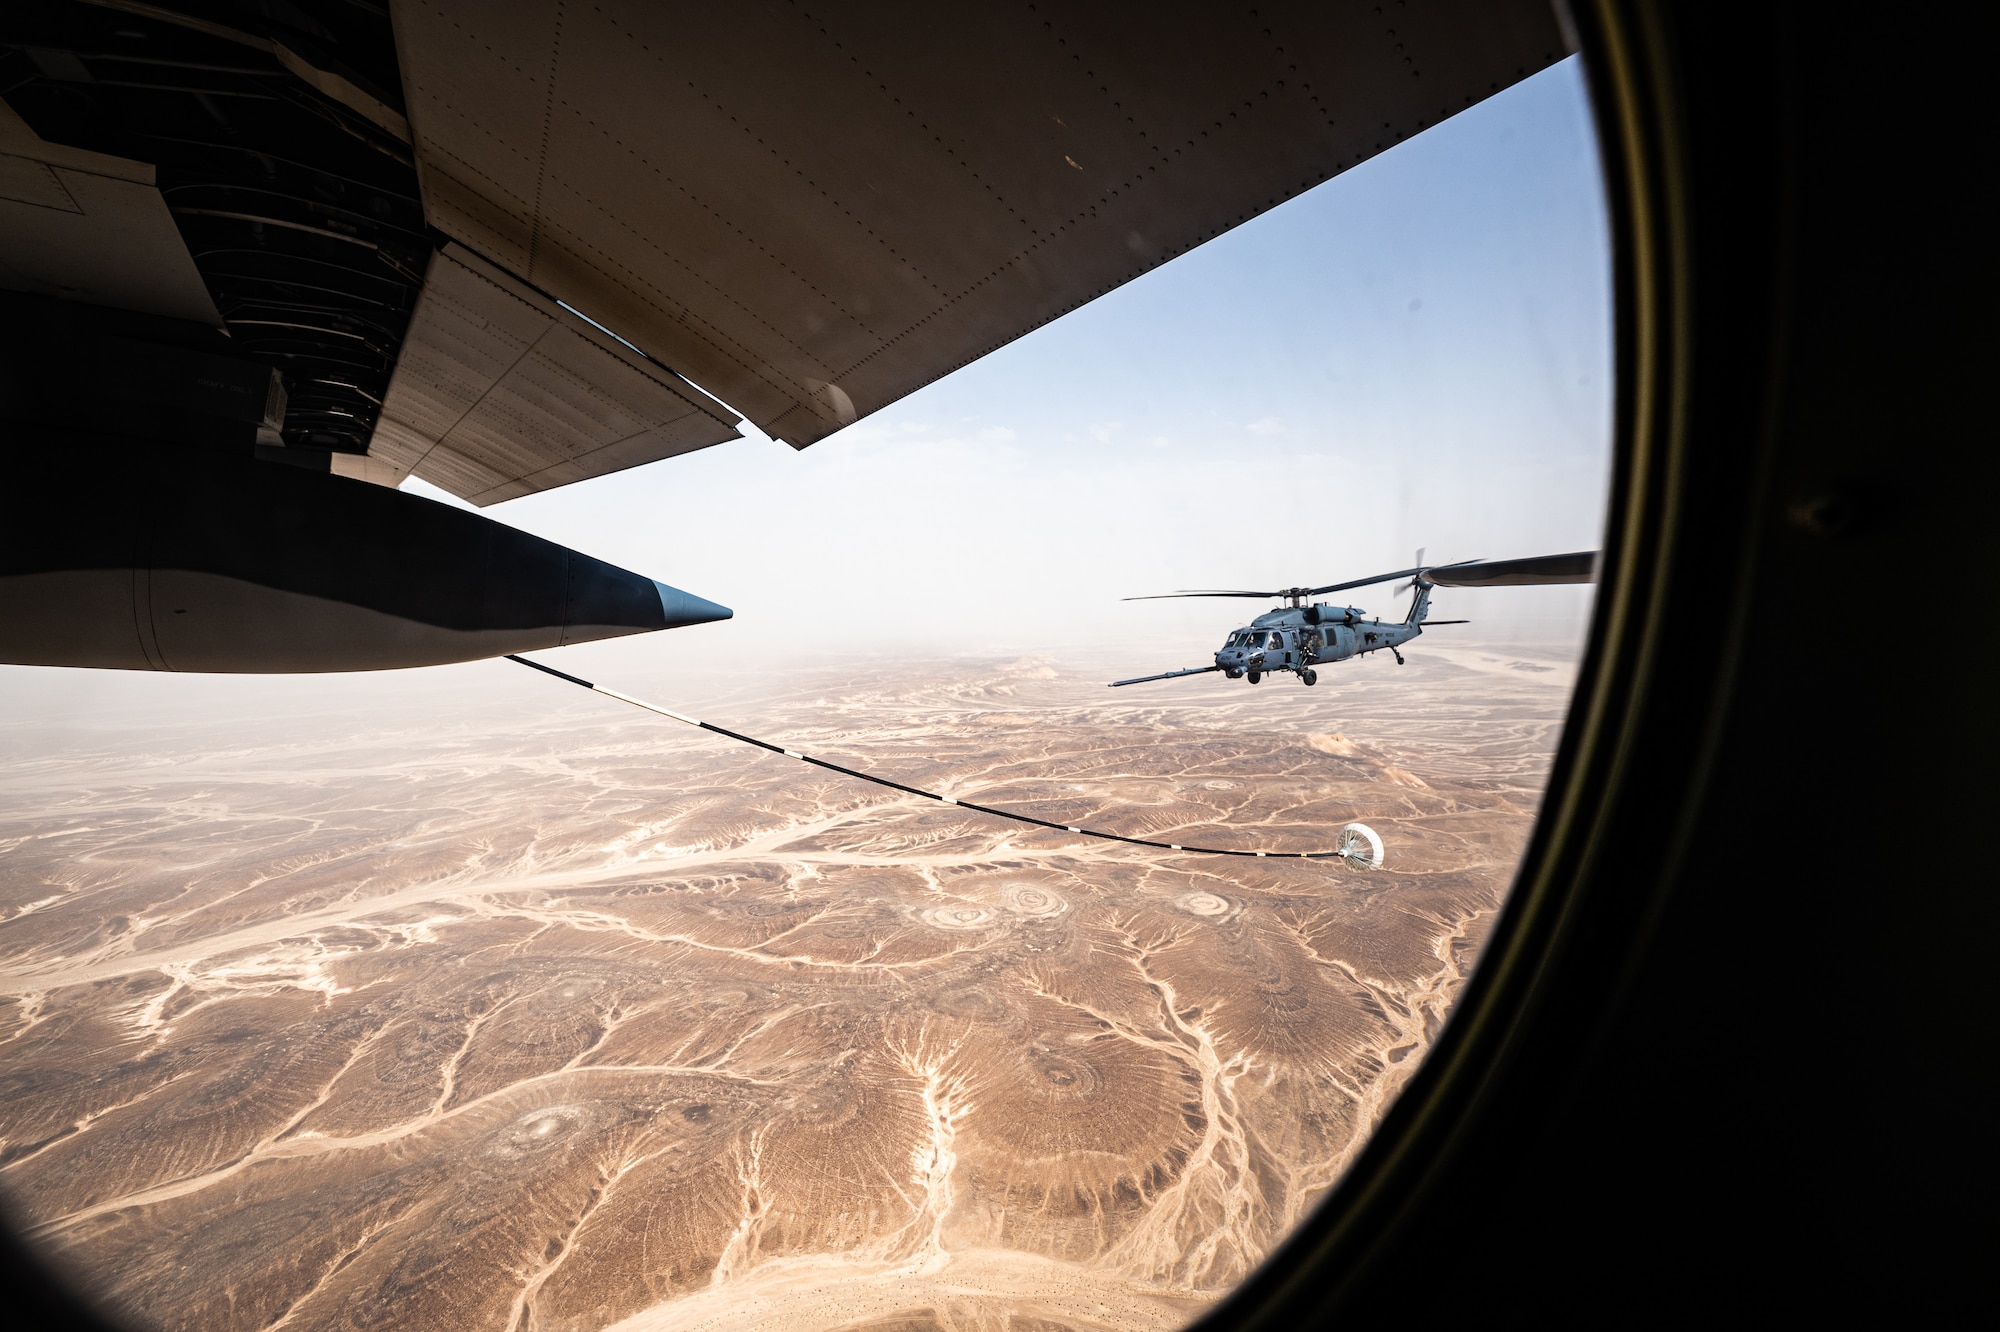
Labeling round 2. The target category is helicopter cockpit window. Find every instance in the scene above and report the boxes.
[0,17,1607,1332]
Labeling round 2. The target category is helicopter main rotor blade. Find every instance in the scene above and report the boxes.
[1304,563,1474,596]
[1108,665,1222,687]
[1123,550,1597,603]
[1422,551,1599,586]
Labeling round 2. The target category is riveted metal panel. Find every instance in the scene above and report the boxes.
[390,0,1567,450]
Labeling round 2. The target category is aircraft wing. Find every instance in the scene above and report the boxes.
[0,0,1568,672]
[386,0,1570,460]
[364,245,743,504]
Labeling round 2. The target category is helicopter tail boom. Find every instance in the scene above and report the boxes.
[1404,579,1434,626]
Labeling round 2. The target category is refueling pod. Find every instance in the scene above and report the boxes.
[0,294,729,673]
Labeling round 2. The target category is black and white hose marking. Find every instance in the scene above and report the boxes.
[508,655,1383,867]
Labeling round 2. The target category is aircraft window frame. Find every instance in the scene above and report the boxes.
[2,4,1975,1330]
[1186,3,1842,1326]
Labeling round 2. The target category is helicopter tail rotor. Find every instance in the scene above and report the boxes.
[1394,548,1427,600]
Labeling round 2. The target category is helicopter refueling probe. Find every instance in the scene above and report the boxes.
[506,654,1384,867]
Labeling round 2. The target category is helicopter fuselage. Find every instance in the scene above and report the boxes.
[1216,586,1433,684]
[1113,551,1589,689]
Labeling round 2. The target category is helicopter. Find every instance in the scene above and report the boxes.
[1111,551,1599,687]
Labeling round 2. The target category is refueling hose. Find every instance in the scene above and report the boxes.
[508,654,1382,866]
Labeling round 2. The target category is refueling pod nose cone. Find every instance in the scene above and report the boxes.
[653,581,733,627]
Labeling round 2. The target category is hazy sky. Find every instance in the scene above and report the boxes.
[2,57,1609,724]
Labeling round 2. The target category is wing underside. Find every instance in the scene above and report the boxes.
[386,0,1568,459]
[0,1,1569,674]
[367,246,742,505]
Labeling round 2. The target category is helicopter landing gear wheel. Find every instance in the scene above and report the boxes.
[1391,647,1406,666]
[1302,668,1317,686]
[1246,671,1261,684]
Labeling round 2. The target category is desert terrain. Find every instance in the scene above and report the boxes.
[0,644,1577,1331]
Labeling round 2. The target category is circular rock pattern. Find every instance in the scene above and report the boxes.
[1030,1049,1100,1101]
[935,986,1008,1021]
[1177,891,1234,918]
[915,904,998,931]
[489,1104,585,1158]
[1004,884,1069,919]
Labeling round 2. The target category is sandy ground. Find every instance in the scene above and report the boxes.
[0,644,1576,1331]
